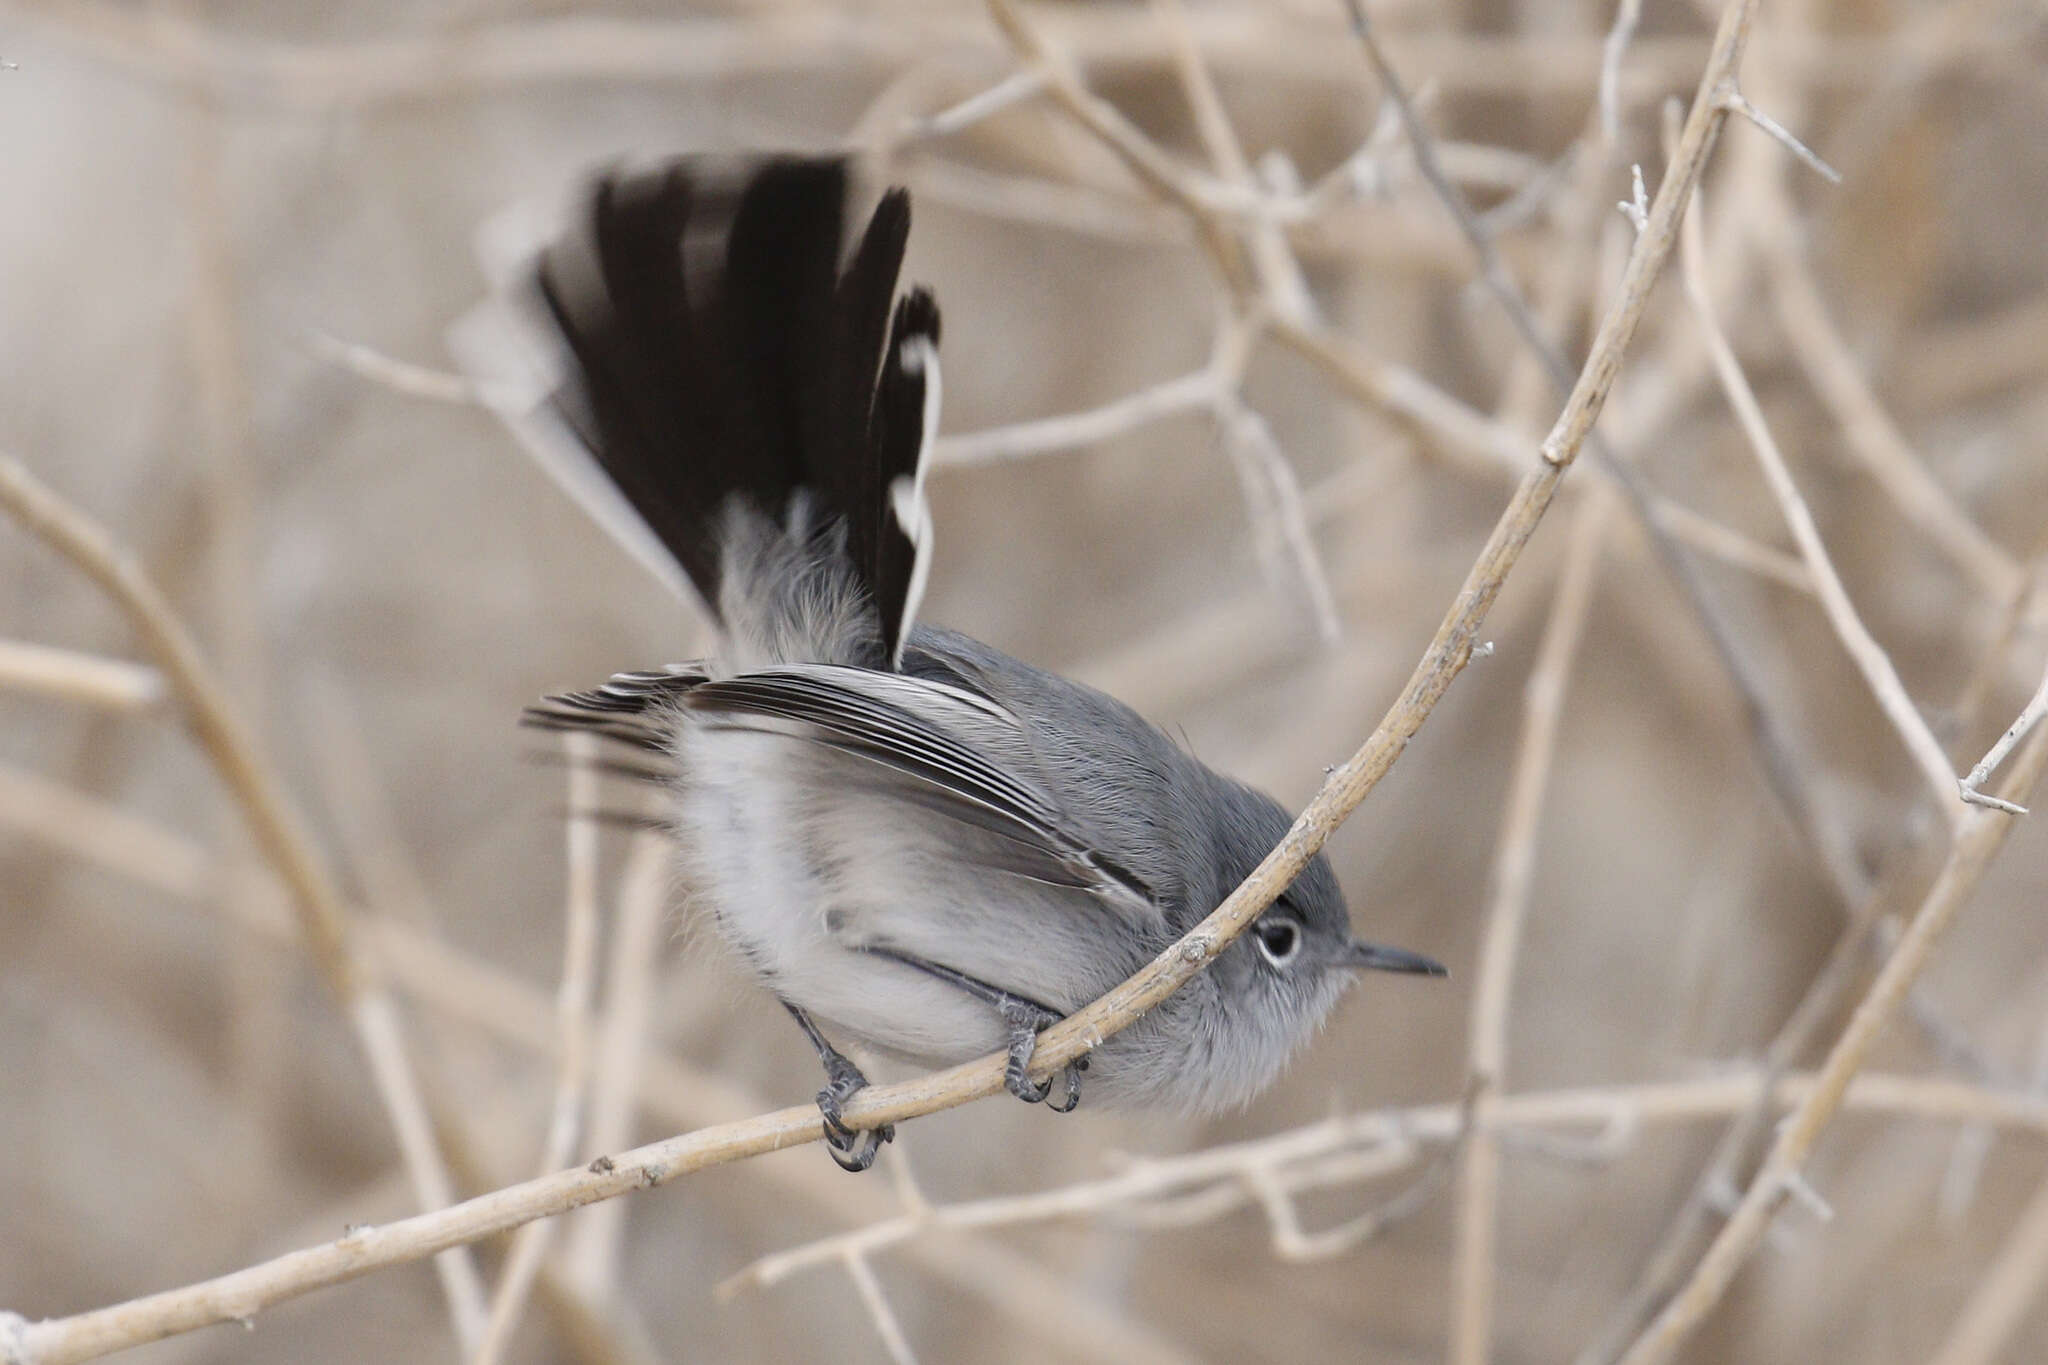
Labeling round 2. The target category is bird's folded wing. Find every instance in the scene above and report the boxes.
[525,662,1158,918]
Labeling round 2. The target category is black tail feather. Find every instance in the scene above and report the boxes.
[532,156,939,667]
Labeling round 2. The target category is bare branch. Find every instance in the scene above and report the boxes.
[1763,238,2022,604]
[1719,88,1841,184]
[0,639,164,711]
[1959,661,2048,815]
[1452,491,1615,1365]
[1599,0,1645,141]
[471,737,605,1364]
[0,453,488,1344]
[1678,178,1963,823]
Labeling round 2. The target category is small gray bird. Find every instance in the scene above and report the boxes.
[494,155,1444,1171]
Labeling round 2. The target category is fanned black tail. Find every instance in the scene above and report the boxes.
[532,155,941,668]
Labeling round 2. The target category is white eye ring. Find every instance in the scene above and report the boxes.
[1254,918,1301,967]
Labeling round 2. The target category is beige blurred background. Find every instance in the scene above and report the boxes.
[3,1,2047,1362]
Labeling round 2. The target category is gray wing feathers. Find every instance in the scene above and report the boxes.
[688,666,1159,917]
[525,661,1162,923]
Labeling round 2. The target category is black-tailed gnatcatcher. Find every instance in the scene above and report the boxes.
[489,156,1445,1171]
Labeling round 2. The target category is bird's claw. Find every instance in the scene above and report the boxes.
[1001,1001,1086,1113]
[816,1056,894,1174]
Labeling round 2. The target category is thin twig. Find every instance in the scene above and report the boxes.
[0,756,1184,1365]
[1613,719,2048,1363]
[984,0,1252,293]
[471,737,605,1365]
[933,367,1226,465]
[1348,0,1875,912]
[1678,177,1964,824]
[1599,0,1645,141]
[563,831,672,1300]
[310,330,518,407]
[1959,661,2048,815]
[1762,236,2022,605]
[1718,89,1841,184]
[1452,491,1615,1365]
[905,68,1048,140]
[841,1253,919,1365]
[0,639,164,711]
[0,453,489,1345]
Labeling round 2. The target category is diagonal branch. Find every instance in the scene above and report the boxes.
[0,453,489,1345]
[1679,179,1963,823]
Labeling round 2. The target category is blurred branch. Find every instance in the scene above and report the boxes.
[841,1253,919,1365]
[0,453,489,1344]
[1614,727,2048,1362]
[0,638,164,711]
[310,330,516,407]
[1452,490,1615,1365]
[562,832,671,1300]
[16,2,2026,110]
[985,0,1250,293]
[1764,237,2023,605]
[1599,0,1645,141]
[720,1065,2048,1297]
[935,365,1226,466]
[1679,179,1963,824]
[0,759,1184,1365]
[472,737,605,1365]
[1930,1137,2048,1365]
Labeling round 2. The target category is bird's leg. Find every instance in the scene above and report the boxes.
[858,947,1087,1112]
[782,1001,893,1172]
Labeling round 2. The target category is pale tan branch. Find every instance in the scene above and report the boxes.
[562,832,671,1299]
[18,1,2015,110]
[0,452,487,1346]
[1599,0,1646,141]
[721,1067,2048,1296]
[1763,239,2022,604]
[0,766,1177,1365]
[1678,185,1964,823]
[841,1253,919,1365]
[1614,711,2048,1364]
[1717,89,1840,184]
[471,737,605,1365]
[0,639,164,711]
[933,367,1225,466]
[310,331,513,407]
[1929,1158,2048,1365]
[1959,660,2048,816]
[1452,491,1615,1365]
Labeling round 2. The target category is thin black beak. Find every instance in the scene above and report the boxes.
[1344,939,1449,977]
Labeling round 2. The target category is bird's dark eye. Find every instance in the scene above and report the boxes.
[1254,917,1301,967]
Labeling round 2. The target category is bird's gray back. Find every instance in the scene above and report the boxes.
[904,626,1228,927]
